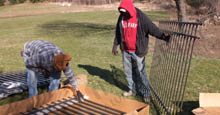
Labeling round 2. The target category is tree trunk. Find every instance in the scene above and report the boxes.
[175,0,187,21]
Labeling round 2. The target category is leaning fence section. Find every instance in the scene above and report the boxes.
[149,20,202,115]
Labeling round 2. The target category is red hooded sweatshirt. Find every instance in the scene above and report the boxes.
[119,0,138,52]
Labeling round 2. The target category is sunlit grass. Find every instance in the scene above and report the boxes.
[0,4,219,115]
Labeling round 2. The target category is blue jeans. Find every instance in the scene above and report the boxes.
[26,68,61,98]
[24,55,61,98]
[123,51,150,96]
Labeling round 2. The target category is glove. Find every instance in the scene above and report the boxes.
[21,51,24,57]
[161,33,171,43]
[112,44,118,56]
[76,90,84,102]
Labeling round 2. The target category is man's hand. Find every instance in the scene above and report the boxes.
[76,90,84,102]
[164,34,171,43]
[162,33,171,43]
[112,44,118,56]
[21,51,24,57]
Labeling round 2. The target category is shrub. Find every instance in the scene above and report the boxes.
[29,0,45,3]
[8,0,17,4]
[186,0,204,8]
[8,0,25,4]
[18,0,25,3]
[0,0,5,6]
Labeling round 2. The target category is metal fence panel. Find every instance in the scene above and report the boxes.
[0,71,50,99]
[149,20,202,115]
[21,97,126,115]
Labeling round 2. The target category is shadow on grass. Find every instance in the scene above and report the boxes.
[149,98,199,115]
[0,86,48,106]
[178,101,199,115]
[39,20,115,37]
[0,67,3,73]
[0,91,28,106]
[78,64,128,91]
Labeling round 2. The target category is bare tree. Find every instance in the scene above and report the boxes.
[174,0,187,21]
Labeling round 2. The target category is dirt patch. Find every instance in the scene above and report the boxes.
[148,25,220,59]
[194,25,220,59]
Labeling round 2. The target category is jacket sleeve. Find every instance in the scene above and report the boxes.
[142,12,164,39]
[113,16,122,45]
[63,64,78,88]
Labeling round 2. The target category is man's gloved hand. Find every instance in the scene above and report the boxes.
[162,33,171,43]
[76,90,84,102]
[21,51,24,57]
[112,44,118,56]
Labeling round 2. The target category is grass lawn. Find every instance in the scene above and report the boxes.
[0,4,219,115]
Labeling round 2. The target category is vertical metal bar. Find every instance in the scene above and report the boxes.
[170,33,188,114]
[56,100,95,115]
[158,24,172,114]
[85,99,126,114]
[156,40,164,97]
[60,99,106,115]
[179,38,196,111]
[81,101,120,114]
[0,75,26,84]
[158,22,170,98]
[150,36,161,95]
[177,24,198,113]
[155,39,166,114]
[160,23,175,114]
[150,21,201,115]
[150,23,172,114]
[165,33,184,114]
[171,23,188,114]
[172,24,194,114]
[161,33,180,114]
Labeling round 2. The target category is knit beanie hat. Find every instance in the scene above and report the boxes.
[54,53,72,71]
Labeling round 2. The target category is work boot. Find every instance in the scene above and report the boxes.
[123,90,135,97]
[143,96,151,103]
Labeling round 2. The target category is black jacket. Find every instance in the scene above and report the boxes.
[114,8,164,57]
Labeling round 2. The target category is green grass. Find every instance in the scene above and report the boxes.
[0,8,168,105]
[180,56,220,114]
[0,4,219,115]
[186,57,220,100]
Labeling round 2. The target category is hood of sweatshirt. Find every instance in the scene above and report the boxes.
[118,0,136,18]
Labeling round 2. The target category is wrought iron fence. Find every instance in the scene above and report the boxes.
[0,71,50,99]
[20,97,126,115]
[149,20,202,115]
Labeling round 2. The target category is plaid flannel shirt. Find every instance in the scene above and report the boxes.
[23,40,77,88]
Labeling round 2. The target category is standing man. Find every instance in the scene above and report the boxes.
[112,0,170,103]
[22,40,84,101]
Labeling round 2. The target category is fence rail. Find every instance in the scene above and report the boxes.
[149,20,202,115]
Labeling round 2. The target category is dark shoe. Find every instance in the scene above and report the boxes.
[143,96,151,103]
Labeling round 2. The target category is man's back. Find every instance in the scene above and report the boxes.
[23,40,63,73]
[24,40,62,57]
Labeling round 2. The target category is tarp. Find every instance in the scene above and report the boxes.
[0,85,149,115]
